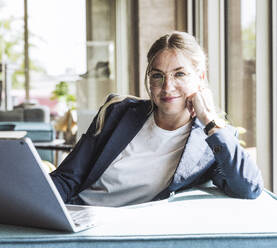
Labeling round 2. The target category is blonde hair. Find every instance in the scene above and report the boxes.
[94,94,141,135]
[94,31,207,135]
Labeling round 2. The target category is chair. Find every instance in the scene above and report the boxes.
[0,102,55,163]
[0,122,55,163]
[0,124,15,131]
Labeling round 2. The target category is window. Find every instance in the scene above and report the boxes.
[226,0,257,161]
[0,0,24,110]
[0,0,86,116]
[274,0,277,193]
[77,0,116,112]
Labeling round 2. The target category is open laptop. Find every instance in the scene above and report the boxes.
[0,136,106,232]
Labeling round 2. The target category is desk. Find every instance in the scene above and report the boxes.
[34,139,73,166]
[1,224,277,248]
[0,187,277,248]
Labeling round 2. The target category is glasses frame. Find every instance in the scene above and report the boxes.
[148,69,192,88]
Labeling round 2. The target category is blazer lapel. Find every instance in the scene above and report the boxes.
[80,102,151,191]
[169,118,214,191]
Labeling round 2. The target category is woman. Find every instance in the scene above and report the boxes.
[51,31,263,207]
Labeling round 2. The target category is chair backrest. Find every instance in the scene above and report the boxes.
[0,124,15,131]
[0,122,54,163]
[0,109,24,122]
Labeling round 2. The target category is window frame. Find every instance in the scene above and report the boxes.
[256,0,272,191]
[273,0,277,193]
[115,0,129,95]
[206,0,226,111]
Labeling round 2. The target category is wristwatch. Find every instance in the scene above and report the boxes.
[204,119,225,135]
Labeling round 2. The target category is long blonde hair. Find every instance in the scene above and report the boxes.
[94,94,141,135]
[94,31,207,135]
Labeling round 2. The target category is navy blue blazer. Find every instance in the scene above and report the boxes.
[50,96,264,204]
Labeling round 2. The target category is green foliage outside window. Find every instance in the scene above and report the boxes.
[51,81,76,110]
[0,16,44,89]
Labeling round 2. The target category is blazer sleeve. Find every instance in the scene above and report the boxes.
[206,127,264,199]
[50,133,97,202]
[50,93,117,202]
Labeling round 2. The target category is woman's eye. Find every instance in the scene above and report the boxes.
[151,73,163,79]
[175,71,187,77]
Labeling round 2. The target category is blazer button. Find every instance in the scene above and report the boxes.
[213,145,222,153]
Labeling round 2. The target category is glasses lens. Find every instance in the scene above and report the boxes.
[149,70,191,87]
[173,71,189,84]
[149,72,164,87]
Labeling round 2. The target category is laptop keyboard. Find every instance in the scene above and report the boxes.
[65,204,123,229]
[66,205,97,228]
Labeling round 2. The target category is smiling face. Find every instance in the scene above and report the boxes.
[149,49,203,120]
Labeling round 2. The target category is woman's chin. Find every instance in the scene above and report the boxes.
[158,106,188,116]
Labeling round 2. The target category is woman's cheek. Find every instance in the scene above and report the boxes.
[150,89,159,104]
[182,83,198,98]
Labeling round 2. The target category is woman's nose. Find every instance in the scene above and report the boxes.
[162,76,175,91]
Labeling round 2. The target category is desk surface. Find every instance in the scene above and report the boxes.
[1,188,277,248]
[1,224,277,248]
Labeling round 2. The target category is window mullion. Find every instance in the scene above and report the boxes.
[207,0,225,111]
[256,0,272,191]
[273,0,277,193]
[24,0,30,101]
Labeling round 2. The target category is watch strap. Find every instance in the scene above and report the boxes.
[204,120,216,135]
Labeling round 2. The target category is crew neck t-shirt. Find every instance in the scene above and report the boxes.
[79,113,192,207]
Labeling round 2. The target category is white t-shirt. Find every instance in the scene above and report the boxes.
[79,114,192,207]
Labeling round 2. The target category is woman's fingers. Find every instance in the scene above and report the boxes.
[199,88,214,112]
[189,88,217,125]
[191,92,205,113]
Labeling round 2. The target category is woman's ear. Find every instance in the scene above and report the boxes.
[197,71,206,90]
[199,71,205,81]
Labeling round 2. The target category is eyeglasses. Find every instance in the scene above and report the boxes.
[148,69,192,88]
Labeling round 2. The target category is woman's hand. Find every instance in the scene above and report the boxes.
[186,87,217,126]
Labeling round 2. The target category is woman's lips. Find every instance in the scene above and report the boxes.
[161,96,181,102]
